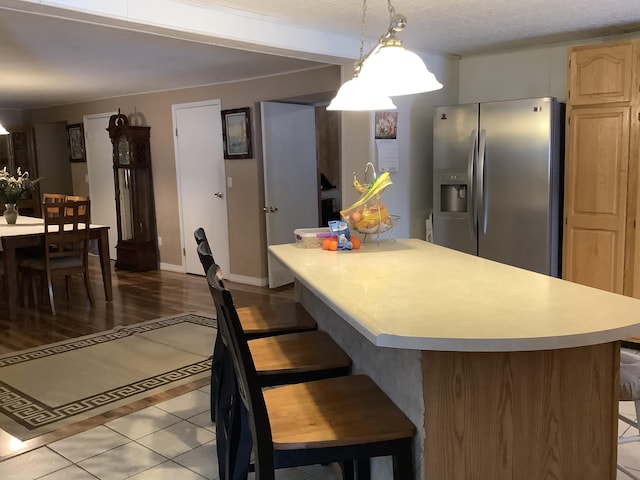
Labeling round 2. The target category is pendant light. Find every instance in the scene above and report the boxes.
[359,1,443,96]
[328,0,442,111]
[327,0,396,111]
[0,124,9,135]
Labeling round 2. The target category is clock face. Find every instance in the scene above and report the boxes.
[117,136,130,165]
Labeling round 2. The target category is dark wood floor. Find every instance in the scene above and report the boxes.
[0,256,295,355]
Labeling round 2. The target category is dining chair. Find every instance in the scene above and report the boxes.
[19,200,94,315]
[42,193,67,218]
[207,264,416,480]
[42,193,66,203]
[65,195,89,215]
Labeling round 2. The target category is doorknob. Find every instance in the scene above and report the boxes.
[262,206,278,213]
[214,192,224,198]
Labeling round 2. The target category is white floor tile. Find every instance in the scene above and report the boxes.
[154,390,210,419]
[173,441,219,480]
[105,406,182,440]
[78,442,166,480]
[128,460,207,479]
[0,447,71,480]
[187,411,215,432]
[137,420,215,459]
[40,464,100,479]
[48,425,130,463]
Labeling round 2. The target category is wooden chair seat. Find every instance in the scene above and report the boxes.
[194,231,317,338]
[250,330,351,385]
[266,375,416,451]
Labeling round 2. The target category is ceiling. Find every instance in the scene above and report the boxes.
[2,0,640,110]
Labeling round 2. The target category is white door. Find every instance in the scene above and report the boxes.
[261,101,318,287]
[84,112,118,259]
[173,100,230,277]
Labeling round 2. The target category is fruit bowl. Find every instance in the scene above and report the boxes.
[352,215,400,235]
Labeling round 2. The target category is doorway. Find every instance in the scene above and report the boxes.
[172,100,230,277]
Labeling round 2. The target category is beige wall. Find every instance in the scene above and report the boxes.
[22,65,341,279]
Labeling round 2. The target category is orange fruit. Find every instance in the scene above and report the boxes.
[351,237,361,249]
[322,238,331,250]
[329,240,338,251]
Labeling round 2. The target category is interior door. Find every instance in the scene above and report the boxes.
[261,101,318,287]
[84,112,118,259]
[173,100,230,277]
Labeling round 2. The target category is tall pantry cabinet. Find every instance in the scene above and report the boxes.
[564,39,640,296]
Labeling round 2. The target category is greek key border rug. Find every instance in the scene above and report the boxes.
[0,312,215,440]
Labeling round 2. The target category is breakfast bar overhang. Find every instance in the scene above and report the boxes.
[269,239,640,480]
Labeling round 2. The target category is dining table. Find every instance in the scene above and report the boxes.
[0,215,112,320]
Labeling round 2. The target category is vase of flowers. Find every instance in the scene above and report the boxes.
[0,167,40,224]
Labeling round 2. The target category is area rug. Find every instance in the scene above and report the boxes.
[0,312,215,440]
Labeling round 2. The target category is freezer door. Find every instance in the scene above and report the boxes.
[433,104,479,255]
[478,97,561,275]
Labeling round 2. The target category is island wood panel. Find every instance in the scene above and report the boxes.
[423,342,619,479]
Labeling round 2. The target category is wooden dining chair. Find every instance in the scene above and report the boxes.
[42,193,67,218]
[65,195,89,215]
[42,193,66,203]
[19,200,94,315]
[207,264,416,480]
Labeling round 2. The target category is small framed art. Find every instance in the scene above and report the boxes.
[221,107,252,159]
[67,123,86,162]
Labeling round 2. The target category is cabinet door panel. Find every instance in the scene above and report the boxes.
[563,106,629,293]
[569,42,633,105]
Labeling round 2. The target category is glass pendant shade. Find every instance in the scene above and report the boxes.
[359,44,443,96]
[0,124,9,135]
[327,75,397,111]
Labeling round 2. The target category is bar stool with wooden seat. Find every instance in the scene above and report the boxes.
[207,264,416,480]
[194,228,318,338]
[197,241,351,421]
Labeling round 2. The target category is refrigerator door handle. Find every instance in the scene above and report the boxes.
[478,129,488,234]
[467,129,478,239]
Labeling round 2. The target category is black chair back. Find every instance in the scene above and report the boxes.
[197,241,215,276]
[206,264,275,480]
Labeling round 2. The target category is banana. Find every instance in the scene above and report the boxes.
[352,172,368,194]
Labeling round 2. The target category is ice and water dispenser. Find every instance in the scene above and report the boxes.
[438,171,468,214]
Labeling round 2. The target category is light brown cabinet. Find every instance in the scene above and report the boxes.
[0,126,41,217]
[564,40,640,296]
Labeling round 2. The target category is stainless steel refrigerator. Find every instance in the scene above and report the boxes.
[432,97,564,276]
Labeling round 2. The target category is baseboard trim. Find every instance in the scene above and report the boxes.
[226,273,268,287]
[158,262,267,287]
[159,262,184,273]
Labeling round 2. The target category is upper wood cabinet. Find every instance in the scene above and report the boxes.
[564,39,640,296]
[568,42,634,105]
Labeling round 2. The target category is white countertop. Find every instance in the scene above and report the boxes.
[269,239,640,352]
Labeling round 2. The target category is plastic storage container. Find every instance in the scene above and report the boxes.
[294,227,332,248]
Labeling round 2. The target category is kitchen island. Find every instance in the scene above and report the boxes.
[269,238,640,480]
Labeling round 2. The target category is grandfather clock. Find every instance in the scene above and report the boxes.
[107,111,158,271]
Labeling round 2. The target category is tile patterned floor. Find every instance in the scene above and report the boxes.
[1,387,639,479]
[0,385,340,480]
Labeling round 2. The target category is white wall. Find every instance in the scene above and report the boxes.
[34,122,74,195]
[458,45,568,104]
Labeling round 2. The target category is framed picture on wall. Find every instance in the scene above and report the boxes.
[221,107,252,159]
[67,123,86,162]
